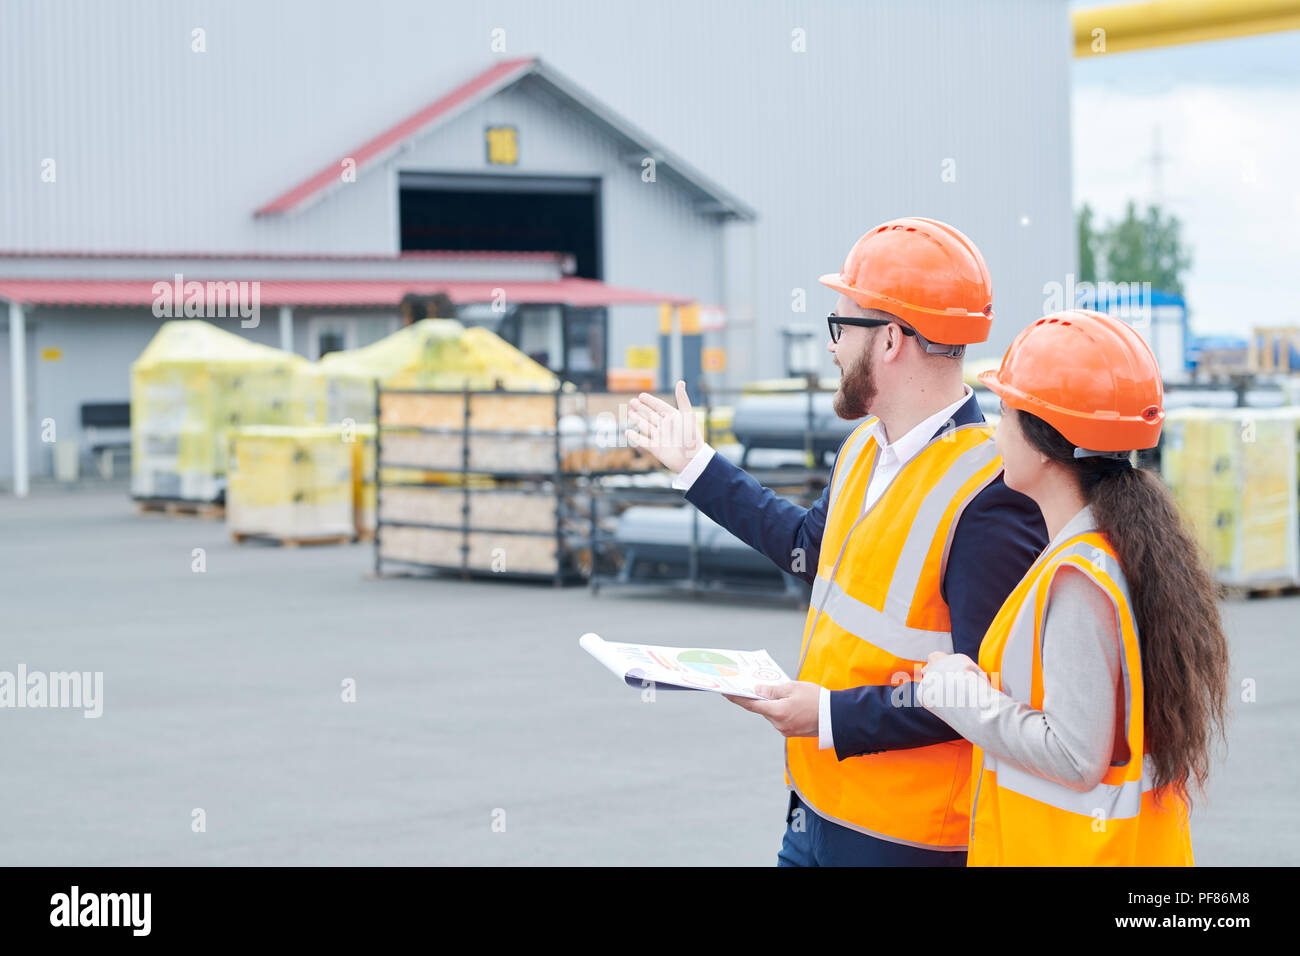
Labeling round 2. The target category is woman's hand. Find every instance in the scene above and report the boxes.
[918,651,984,710]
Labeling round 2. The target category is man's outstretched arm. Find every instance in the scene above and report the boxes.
[681,448,830,587]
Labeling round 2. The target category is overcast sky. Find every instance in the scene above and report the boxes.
[1070,15,1300,337]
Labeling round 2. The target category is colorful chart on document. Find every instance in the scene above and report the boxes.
[677,650,741,677]
[579,633,793,700]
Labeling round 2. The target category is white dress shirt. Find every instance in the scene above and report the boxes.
[672,385,976,752]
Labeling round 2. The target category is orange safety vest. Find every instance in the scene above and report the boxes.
[968,531,1195,866]
[786,418,1003,850]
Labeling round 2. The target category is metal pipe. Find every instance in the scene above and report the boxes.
[1075,0,1300,57]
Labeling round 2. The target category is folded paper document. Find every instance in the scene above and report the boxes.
[580,632,791,700]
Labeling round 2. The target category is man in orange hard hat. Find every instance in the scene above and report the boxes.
[628,218,1048,865]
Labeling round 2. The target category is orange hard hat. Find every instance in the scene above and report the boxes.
[819,217,993,345]
[979,310,1164,452]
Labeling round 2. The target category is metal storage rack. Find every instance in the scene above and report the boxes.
[586,380,836,603]
[374,385,665,586]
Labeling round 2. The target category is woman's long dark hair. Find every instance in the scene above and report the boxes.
[1019,411,1230,807]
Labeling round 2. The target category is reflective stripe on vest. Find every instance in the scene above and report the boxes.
[785,420,1003,850]
[968,533,1195,866]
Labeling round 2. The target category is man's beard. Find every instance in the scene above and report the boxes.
[833,346,877,420]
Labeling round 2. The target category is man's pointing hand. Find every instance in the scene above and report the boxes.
[625,379,703,473]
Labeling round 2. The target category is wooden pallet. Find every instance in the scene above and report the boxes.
[1249,326,1300,375]
[231,532,354,547]
[1220,582,1300,600]
[377,524,560,573]
[136,498,225,519]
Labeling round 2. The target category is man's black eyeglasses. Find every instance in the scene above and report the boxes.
[827,314,917,344]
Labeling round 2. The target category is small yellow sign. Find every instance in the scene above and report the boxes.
[625,346,658,369]
[41,346,63,361]
[702,347,727,373]
[485,126,519,165]
[679,303,701,335]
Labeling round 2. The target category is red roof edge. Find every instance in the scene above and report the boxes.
[254,58,536,218]
[0,277,693,309]
[0,248,563,263]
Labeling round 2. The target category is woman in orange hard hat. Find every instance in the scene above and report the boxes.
[918,309,1230,866]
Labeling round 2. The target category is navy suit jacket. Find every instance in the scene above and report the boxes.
[683,392,1048,760]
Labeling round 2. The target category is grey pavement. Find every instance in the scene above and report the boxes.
[0,486,1294,865]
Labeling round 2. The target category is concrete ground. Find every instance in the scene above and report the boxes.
[0,485,1295,865]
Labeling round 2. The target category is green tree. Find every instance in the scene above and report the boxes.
[1138,203,1192,296]
[1079,200,1192,295]
[1077,202,1100,283]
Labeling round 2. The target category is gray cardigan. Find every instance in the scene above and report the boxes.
[921,505,1126,791]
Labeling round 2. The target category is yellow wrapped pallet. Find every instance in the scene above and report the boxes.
[131,320,321,502]
[227,425,355,541]
[351,423,377,538]
[317,318,564,426]
[1161,407,1300,588]
[694,405,736,446]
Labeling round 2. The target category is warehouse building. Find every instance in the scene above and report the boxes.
[1,0,1075,489]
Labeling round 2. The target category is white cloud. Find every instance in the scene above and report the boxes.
[1073,84,1300,336]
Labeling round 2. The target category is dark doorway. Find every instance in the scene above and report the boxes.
[399,173,601,279]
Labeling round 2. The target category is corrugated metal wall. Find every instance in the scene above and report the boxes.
[1,0,1075,372]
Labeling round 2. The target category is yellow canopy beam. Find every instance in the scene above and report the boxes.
[1074,0,1300,57]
